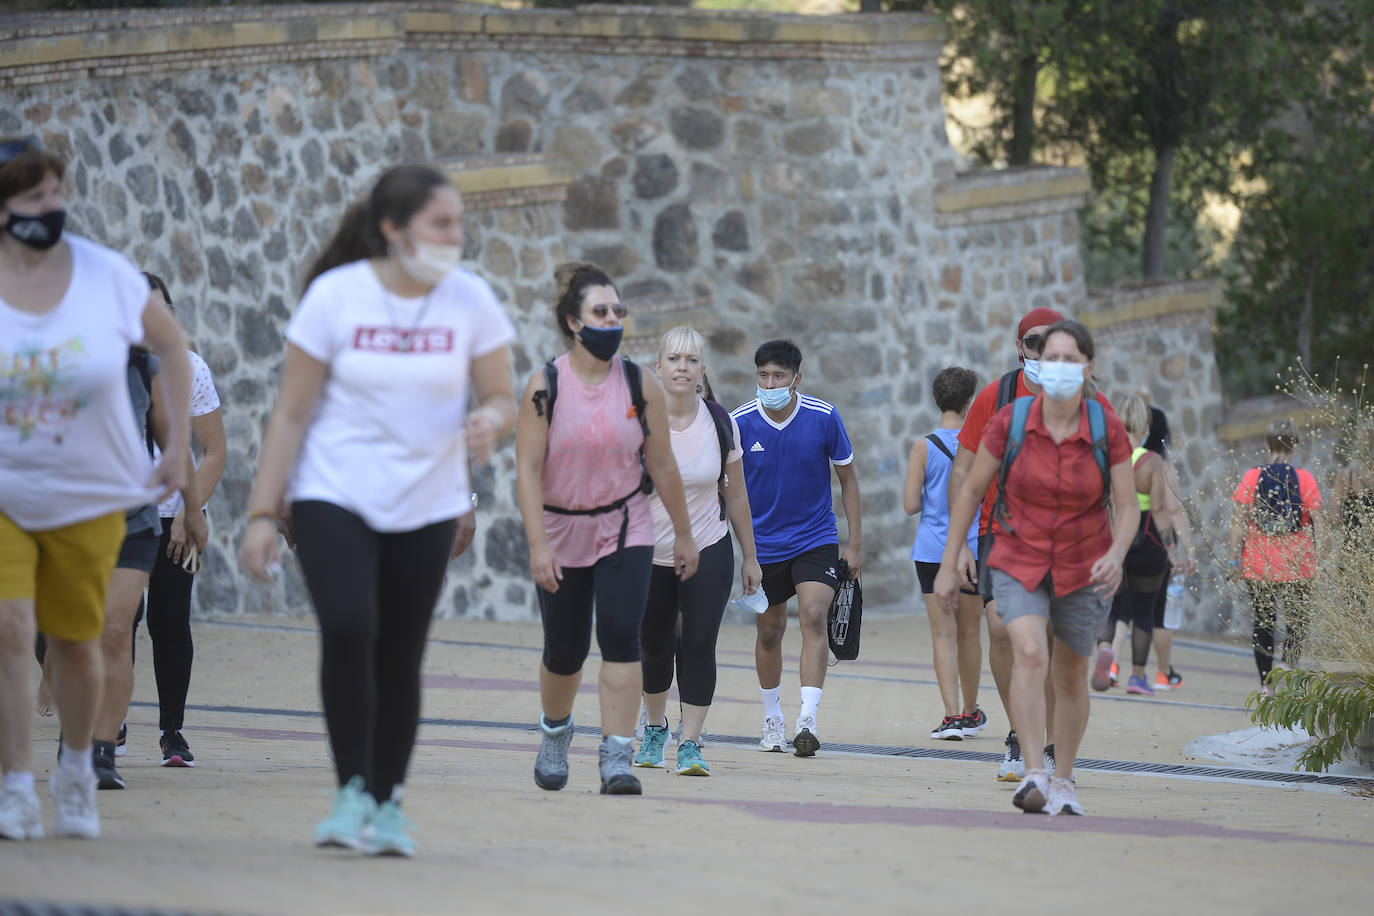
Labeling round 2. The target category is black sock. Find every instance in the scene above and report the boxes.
[543,714,571,729]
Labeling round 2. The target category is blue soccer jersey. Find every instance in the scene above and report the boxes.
[731,394,854,564]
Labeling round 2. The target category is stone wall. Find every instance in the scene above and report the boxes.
[0,4,1231,630]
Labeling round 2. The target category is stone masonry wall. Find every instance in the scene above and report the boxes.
[0,4,1231,631]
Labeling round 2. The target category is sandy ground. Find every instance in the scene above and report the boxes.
[3,613,1371,916]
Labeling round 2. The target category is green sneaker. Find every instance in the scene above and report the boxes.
[313,776,375,849]
[634,721,670,768]
[362,800,415,857]
[675,740,710,776]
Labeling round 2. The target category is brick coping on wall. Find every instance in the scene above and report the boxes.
[0,2,945,82]
[932,166,1091,227]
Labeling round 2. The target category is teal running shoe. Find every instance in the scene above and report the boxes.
[362,799,416,857]
[634,722,670,768]
[313,775,375,849]
[675,740,710,777]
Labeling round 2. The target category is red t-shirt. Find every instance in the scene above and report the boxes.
[981,396,1132,595]
[1233,465,1321,581]
[957,370,1116,535]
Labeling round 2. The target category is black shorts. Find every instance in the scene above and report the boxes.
[914,560,979,597]
[760,543,839,607]
[977,531,996,605]
[116,528,160,574]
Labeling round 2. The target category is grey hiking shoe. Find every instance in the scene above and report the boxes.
[598,736,642,795]
[534,715,574,791]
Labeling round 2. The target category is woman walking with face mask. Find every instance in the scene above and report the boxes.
[515,262,698,796]
[240,165,517,855]
[935,320,1138,816]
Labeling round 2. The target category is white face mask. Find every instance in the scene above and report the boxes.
[1038,361,1087,400]
[397,237,462,284]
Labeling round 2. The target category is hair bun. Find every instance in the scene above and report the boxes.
[553,261,597,303]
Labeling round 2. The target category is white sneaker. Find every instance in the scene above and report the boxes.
[50,765,100,838]
[792,714,820,758]
[759,715,785,752]
[1048,776,1083,815]
[0,784,44,839]
[1012,768,1049,813]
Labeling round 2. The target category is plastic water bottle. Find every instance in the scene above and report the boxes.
[730,589,769,616]
[1162,573,1185,630]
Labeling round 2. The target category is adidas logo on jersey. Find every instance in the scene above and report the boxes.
[825,566,837,579]
[750,441,765,452]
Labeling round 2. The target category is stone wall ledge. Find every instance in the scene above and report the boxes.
[0,3,944,78]
[1080,279,1220,333]
[933,166,1091,225]
[440,154,571,211]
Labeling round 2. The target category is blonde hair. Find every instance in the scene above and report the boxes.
[656,326,711,397]
[1115,394,1150,439]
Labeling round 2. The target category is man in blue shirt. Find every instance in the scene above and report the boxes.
[732,340,862,756]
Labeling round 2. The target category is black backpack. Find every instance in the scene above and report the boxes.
[1254,463,1304,535]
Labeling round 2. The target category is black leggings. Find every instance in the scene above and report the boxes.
[143,525,196,732]
[641,536,733,707]
[292,501,456,802]
[1247,580,1313,683]
[538,546,653,675]
[1103,569,1166,667]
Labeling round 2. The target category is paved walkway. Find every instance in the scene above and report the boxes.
[3,613,1370,915]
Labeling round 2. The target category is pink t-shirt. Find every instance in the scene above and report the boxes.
[541,354,654,568]
[649,399,744,567]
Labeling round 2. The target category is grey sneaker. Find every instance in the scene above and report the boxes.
[598,737,642,795]
[792,714,820,757]
[534,715,574,791]
[759,715,786,752]
[1012,768,1049,813]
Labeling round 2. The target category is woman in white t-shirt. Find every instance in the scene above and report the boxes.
[140,272,226,769]
[0,136,192,841]
[634,327,761,777]
[239,165,517,857]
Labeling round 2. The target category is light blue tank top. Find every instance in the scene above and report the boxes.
[910,428,978,563]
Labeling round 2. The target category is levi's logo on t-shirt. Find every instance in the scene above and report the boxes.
[353,326,454,353]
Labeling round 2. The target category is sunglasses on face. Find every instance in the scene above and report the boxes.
[590,303,628,320]
[1021,334,1045,355]
[0,135,41,169]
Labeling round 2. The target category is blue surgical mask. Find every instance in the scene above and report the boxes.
[1022,358,1042,386]
[1039,361,1086,400]
[756,384,793,411]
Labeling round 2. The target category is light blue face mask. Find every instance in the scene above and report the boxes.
[756,383,794,410]
[1022,358,1042,386]
[1038,361,1086,400]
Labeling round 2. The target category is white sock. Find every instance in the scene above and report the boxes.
[3,771,35,793]
[59,742,93,775]
[799,686,822,722]
[606,734,634,749]
[760,686,782,720]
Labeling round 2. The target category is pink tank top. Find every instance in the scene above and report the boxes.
[541,354,654,567]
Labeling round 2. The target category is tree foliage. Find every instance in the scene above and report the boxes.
[1250,669,1374,773]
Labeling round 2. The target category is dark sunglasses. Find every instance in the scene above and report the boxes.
[1021,333,1045,354]
[0,135,41,169]
[591,303,628,319]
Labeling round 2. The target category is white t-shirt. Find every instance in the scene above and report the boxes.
[0,234,157,530]
[649,399,744,567]
[286,260,516,532]
[157,349,220,519]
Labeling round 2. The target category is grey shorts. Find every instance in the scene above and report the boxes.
[989,568,1110,657]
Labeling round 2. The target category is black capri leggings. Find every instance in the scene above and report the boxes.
[641,535,734,707]
[292,501,457,803]
[1102,569,1166,667]
[538,546,653,675]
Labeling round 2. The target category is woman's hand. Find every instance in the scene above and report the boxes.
[933,561,960,614]
[1089,552,1124,598]
[175,508,210,559]
[148,452,188,502]
[239,518,281,583]
[452,512,476,559]
[530,543,562,594]
[674,533,699,581]
[466,405,504,465]
[955,543,978,591]
[741,556,762,596]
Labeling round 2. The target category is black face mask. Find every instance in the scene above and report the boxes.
[577,324,623,362]
[5,209,65,250]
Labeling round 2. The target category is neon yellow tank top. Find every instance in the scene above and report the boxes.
[1133,446,1150,511]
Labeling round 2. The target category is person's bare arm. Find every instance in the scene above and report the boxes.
[515,372,560,593]
[904,439,926,516]
[639,369,698,581]
[466,346,517,464]
[934,444,998,610]
[142,295,191,499]
[1090,461,1141,597]
[722,455,761,595]
[834,460,862,576]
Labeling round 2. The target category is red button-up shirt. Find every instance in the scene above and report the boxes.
[981,396,1132,595]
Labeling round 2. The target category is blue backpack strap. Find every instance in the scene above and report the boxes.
[992,396,1035,532]
[1085,398,1110,502]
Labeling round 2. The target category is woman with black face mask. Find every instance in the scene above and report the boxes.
[0,136,192,841]
[515,261,698,797]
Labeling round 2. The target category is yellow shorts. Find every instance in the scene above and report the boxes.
[0,510,126,642]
